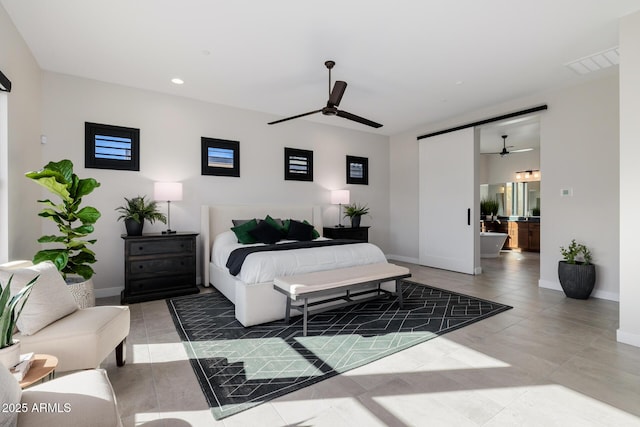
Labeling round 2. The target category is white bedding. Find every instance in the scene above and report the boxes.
[212,230,387,284]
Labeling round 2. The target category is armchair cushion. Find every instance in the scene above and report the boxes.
[18,369,122,427]
[0,261,77,336]
[0,362,21,427]
[14,306,130,373]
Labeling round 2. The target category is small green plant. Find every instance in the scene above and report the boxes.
[560,239,592,265]
[0,275,38,349]
[343,203,370,218]
[116,196,167,225]
[26,159,101,280]
[480,198,499,216]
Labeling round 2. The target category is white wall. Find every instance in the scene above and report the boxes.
[0,4,42,262]
[389,74,620,300]
[481,150,540,185]
[40,72,390,296]
[618,10,640,347]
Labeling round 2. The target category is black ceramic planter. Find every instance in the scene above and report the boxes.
[125,218,144,236]
[558,261,596,299]
[350,216,361,228]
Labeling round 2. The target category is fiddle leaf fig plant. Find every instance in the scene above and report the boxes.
[25,159,101,280]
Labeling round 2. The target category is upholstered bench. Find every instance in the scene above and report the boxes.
[273,262,411,336]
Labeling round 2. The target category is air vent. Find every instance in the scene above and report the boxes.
[566,47,619,75]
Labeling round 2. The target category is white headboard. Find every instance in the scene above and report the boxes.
[200,205,323,286]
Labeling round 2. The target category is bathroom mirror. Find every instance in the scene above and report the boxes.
[480,181,540,217]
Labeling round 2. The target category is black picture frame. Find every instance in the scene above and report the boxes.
[346,155,368,185]
[284,147,313,181]
[201,137,240,177]
[85,122,140,171]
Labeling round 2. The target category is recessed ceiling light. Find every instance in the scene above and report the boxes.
[171,78,184,85]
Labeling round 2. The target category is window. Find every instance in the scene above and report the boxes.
[346,155,368,185]
[284,147,313,181]
[85,122,140,171]
[201,137,240,177]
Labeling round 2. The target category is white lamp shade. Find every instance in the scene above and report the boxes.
[154,182,183,201]
[331,190,350,205]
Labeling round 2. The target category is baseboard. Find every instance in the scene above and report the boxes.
[617,329,640,348]
[94,286,122,298]
[386,254,419,264]
[538,279,619,301]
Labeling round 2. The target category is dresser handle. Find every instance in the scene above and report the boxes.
[138,246,144,251]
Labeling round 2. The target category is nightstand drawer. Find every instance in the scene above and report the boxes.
[128,238,195,256]
[128,256,194,276]
[127,274,194,295]
[323,226,370,242]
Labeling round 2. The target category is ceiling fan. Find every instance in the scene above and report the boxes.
[486,135,533,156]
[268,60,383,128]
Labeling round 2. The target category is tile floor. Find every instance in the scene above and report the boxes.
[99,252,640,426]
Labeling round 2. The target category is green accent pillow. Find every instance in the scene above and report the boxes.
[231,218,258,244]
[303,220,320,239]
[264,215,285,234]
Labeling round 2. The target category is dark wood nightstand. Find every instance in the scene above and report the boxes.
[121,232,199,304]
[323,226,370,242]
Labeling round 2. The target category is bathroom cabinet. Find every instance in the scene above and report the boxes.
[483,220,539,252]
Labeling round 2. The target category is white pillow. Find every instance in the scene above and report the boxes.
[0,261,78,336]
[0,363,21,427]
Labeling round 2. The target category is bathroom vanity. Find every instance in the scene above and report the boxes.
[482,218,540,252]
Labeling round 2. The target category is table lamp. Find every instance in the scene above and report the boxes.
[154,182,182,234]
[331,189,350,227]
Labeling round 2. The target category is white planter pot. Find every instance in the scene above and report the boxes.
[0,340,20,369]
[65,276,96,309]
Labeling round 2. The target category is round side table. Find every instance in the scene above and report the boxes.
[19,354,58,389]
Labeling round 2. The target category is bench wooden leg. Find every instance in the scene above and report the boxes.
[396,279,404,309]
[116,338,126,367]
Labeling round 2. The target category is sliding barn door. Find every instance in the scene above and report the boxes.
[419,128,479,274]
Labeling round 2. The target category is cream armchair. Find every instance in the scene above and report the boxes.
[0,364,122,427]
[0,261,130,372]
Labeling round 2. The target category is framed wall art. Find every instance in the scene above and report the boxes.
[201,137,240,177]
[284,147,313,181]
[346,155,368,185]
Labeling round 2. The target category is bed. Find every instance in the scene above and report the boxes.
[200,205,390,326]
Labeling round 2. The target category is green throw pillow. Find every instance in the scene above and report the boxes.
[264,215,286,234]
[303,220,320,239]
[231,218,258,244]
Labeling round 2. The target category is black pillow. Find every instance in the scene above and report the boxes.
[286,219,314,241]
[249,220,283,244]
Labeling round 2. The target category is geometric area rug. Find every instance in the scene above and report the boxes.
[166,280,512,420]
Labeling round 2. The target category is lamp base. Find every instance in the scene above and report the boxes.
[162,229,177,234]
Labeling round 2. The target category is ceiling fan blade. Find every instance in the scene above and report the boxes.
[328,81,347,107]
[511,148,534,153]
[268,109,322,125]
[336,109,383,128]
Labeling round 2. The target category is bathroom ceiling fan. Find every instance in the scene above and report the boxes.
[267,60,383,129]
[486,135,533,157]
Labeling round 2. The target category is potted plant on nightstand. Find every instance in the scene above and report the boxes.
[0,275,38,368]
[343,203,370,228]
[116,195,166,236]
[25,159,101,308]
[558,239,596,299]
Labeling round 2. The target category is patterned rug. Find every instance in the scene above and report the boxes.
[166,280,511,420]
